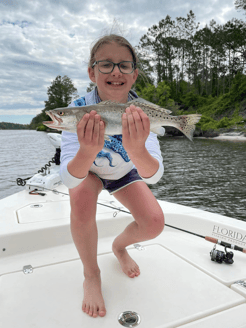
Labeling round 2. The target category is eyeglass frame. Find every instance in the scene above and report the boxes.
[91,60,137,74]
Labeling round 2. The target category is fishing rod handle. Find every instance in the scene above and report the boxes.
[205,236,246,253]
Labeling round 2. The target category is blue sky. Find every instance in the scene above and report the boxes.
[0,0,245,124]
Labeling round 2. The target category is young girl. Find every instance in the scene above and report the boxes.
[60,34,165,318]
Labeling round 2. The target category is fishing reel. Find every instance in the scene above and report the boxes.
[210,245,234,264]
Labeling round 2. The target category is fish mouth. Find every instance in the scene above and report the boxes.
[43,111,63,128]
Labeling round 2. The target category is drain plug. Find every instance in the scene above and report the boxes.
[118,311,141,327]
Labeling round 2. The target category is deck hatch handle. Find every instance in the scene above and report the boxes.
[134,244,145,251]
[234,280,246,288]
[30,204,43,208]
[23,265,33,274]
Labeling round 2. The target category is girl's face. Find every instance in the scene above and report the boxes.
[88,42,138,103]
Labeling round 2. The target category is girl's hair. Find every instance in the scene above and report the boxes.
[88,34,139,69]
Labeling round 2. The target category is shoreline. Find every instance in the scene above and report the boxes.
[198,132,246,142]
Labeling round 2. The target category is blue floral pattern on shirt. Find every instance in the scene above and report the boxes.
[74,98,86,107]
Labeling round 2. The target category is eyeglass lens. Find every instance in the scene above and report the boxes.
[98,61,133,74]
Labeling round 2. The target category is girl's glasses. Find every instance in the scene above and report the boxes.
[92,60,135,74]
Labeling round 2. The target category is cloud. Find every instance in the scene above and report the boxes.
[0,0,245,123]
[0,108,42,115]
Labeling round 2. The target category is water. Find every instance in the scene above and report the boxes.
[0,130,55,200]
[0,130,245,221]
[150,136,246,222]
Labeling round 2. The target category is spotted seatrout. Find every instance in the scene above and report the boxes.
[43,97,201,141]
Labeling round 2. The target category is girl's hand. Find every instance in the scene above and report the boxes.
[77,110,105,158]
[122,105,150,158]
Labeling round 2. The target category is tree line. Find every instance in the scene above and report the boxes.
[136,10,246,99]
[0,122,29,130]
[5,4,246,135]
[133,8,246,134]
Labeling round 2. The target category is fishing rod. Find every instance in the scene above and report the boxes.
[24,184,246,264]
[161,224,246,254]
[25,185,133,215]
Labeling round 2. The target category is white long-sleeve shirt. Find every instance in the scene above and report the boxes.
[60,89,164,189]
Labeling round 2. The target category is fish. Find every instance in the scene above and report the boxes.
[43,97,201,141]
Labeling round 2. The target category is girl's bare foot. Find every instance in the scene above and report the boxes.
[82,272,106,318]
[112,243,140,278]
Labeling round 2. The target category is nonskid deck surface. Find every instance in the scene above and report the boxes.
[1,187,246,327]
[1,244,245,328]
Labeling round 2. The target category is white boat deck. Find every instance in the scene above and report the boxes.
[1,185,246,328]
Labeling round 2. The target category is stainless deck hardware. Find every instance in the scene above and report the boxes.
[30,204,43,208]
[23,265,33,274]
[118,311,141,327]
[134,244,145,251]
[234,280,246,288]
[109,201,125,217]
[113,207,125,217]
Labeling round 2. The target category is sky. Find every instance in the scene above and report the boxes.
[0,0,245,124]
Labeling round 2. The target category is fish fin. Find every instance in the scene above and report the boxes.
[98,100,120,105]
[151,127,166,136]
[175,114,202,141]
[127,98,172,114]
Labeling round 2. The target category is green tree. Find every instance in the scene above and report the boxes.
[139,13,246,100]
[138,11,200,97]
[138,81,174,109]
[134,49,154,93]
[138,14,179,84]
[234,0,246,14]
[29,75,78,130]
[87,82,96,93]
[44,75,78,111]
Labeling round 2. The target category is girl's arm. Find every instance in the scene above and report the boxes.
[60,111,104,189]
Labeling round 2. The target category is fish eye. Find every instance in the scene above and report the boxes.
[58,111,64,116]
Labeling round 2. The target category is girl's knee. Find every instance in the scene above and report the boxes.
[146,212,165,239]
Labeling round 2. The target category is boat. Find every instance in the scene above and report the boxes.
[1,133,246,328]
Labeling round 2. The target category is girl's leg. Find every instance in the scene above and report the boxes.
[69,172,106,318]
[112,181,165,278]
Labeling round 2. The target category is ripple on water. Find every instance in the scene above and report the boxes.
[0,131,245,221]
[0,130,55,199]
[150,137,246,221]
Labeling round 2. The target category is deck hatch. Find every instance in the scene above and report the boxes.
[1,245,245,327]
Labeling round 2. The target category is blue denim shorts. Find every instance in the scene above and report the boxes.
[94,169,143,194]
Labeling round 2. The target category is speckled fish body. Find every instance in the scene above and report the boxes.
[43,97,201,141]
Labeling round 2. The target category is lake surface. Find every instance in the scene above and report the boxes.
[0,130,245,221]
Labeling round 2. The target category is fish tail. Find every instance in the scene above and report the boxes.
[176,114,202,141]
